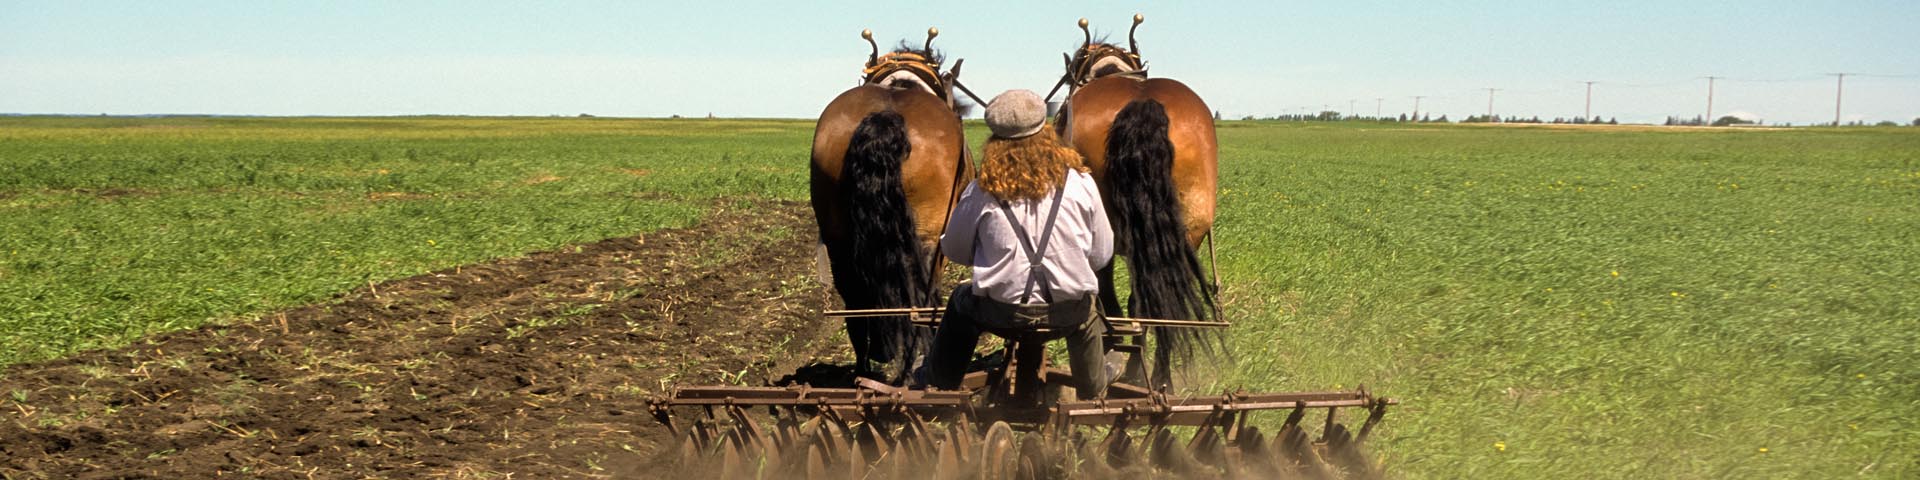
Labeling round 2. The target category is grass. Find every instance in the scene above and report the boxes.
[1,116,1915,477]
[0,116,812,365]
[1205,122,1919,477]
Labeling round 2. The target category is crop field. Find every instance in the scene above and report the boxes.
[1,116,1916,478]
[0,117,807,365]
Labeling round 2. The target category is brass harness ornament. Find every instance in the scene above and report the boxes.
[860,28,952,104]
[1048,14,1150,103]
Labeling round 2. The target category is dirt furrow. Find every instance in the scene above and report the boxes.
[0,199,841,479]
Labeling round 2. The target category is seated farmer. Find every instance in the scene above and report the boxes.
[925,89,1114,400]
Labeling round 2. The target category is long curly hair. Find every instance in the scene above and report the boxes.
[977,127,1087,202]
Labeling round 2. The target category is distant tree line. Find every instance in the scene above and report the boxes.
[1461,115,1618,125]
[1242,111,1450,123]
[1663,115,1757,126]
[1228,112,1919,127]
[1659,115,1783,126]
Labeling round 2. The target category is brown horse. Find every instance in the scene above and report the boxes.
[811,28,974,382]
[1055,15,1220,389]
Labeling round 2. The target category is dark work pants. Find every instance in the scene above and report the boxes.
[926,284,1109,400]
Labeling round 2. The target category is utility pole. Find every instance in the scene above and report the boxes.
[1485,88,1502,119]
[1829,73,1849,127]
[1411,95,1425,119]
[1703,76,1720,124]
[1583,81,1596,120]
[1375,98,1383,118]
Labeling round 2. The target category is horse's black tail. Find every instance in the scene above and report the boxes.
[1104,99,1221,386]
[834,110,931,381]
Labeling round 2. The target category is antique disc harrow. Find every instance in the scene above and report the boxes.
[649,309,1396,478]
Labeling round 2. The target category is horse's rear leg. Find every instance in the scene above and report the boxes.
[1096,263,1124,318]
[1149,338,1174,391]
[1100,262,1150,387]
[845,318,874,379]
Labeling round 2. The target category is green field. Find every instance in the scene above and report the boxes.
[0,116,810,364]
[2,117,1915,477]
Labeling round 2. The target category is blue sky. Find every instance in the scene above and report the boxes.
[3,1,1916,124]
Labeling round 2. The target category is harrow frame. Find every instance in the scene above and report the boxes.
[649,306,1397,477]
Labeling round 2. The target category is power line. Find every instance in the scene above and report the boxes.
[1597,79,1696,89]
[1269,71,1917,122]
[1720,75,1828,83]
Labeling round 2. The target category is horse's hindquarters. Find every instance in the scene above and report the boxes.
[1063,77,1221,386]
[1066,77,1217,247]
[808,85,969,379]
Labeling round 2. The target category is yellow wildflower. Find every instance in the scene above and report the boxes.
[1610,270,1619,277]
[1493,441,1507,452]
[1757,447,1769,453]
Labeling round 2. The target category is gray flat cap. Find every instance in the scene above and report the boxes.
[985,89,1046,139]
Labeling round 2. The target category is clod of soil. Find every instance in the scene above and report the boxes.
[0,199,845,479]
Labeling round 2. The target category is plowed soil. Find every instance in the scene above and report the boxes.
[0,200,847,479]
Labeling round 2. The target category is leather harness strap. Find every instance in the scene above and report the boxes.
[863,53,947,101]
[923,142,969,303]
[994,184,1068,304]
[1067,45,1146,87]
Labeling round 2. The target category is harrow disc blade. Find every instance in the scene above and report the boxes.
[1278,423,1339,479]
[1075,433,1115,477]
[1189,425,1226,474]
[650,384,1397,478]
[805,442,828,479]
[1147,428,1192,472]
[856,422,890,466]
[1233,426,1280,478]
[1017,433,1064,479]
[676,423,720,470]
[934,434,964,480]
[1323,422,1379,479]
[1103,427,1136,469]
[979,421,1017,480]
[845,435,868,479]
[946,422,976,465]
[719,435,748,479]
[774,419,802,451]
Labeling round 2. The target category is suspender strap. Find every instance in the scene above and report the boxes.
[994,185,1068,303]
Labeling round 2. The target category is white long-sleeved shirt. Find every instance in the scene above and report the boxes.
[941,169,1113,304]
